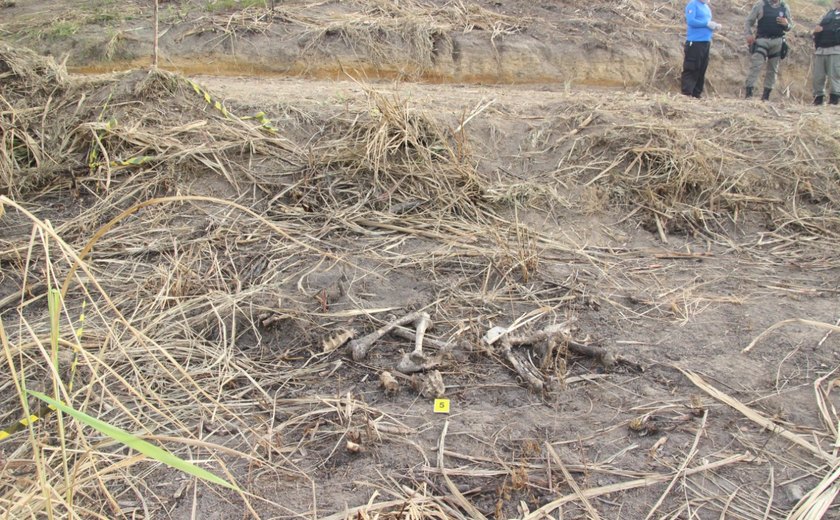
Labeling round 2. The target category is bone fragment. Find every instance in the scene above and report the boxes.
[567,340,616,370]
[502,342,544,391]
[379,371,400,395]
[349,310,426,361]
[390,326,451,350]
[411,312,431,361]
[322,328,357,353]
[412,370,445,398]
[396,353,440,374]
[505,322,628,371]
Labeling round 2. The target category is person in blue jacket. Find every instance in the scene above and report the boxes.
[681,0,722,98]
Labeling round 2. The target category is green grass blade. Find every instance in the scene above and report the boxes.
[27,390,239,491]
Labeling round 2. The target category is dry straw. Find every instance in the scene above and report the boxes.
[2,16,840,515]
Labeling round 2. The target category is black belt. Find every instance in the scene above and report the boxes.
[756,35,784,39]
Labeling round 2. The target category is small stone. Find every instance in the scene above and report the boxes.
[786,483,805,503]
[640,385,657,397]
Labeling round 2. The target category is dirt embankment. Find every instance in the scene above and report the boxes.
[0,0,832,98]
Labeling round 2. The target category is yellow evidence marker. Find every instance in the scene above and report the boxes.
[433,399,450,414]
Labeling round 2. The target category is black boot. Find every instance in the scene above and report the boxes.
[761,88,772,101]
[745,87,754,99]
[830,94,840,105]
[814,95,825,106]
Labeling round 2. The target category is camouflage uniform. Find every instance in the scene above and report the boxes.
[744,0,794,99]
[812,5,840,104]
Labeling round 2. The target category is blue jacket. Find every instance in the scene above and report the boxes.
[685,0,714,42]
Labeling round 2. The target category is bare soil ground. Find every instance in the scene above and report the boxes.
[2,1,840,519]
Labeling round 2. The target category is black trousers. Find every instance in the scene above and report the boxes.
[681,41,710,98]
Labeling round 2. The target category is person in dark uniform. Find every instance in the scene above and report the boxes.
[681,0,722,98]
[811,0,840,105]
[744,0,794,101]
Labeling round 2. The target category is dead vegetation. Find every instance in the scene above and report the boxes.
[2,38,840,519]
[548,101,840,243]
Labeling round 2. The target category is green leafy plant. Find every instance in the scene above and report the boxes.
[31,290,238,493]
[29,390,239,491]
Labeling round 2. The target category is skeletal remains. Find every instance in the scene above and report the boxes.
[337,310,639,394]
[349,310,424,361]
[349,310,442,374]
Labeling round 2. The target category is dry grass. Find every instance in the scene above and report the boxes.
[544,97,840,245]
[2,35,840,519]
[293,85,485,219]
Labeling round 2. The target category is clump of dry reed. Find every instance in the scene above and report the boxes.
[0,42,67,98]
[0,44,71,194]
[293,86,485,218]
[550,96,840,244]
[0,51,300,197]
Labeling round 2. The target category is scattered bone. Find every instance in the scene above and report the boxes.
[397,353,441,374]
[563,338,644,373]
[396,352,441,374]
[412,312,431,361]
[260,313,287,328]
[629,413,695,436]
[492,321,642,392]
[509,322,639,369]
[345,430,365,453]
[379,371,400,395]
[322,328,357,353]
[426,370,445,398]
[497,322,573,391]
[390,325,451,350]
[482,326,508,346]
[539,334,565,374]
[567,340,616,370]
[384,323,455,372]
[411,369,445,398]
[396,312,441,373]
[649,436,668,458]
[502,344,544,392]
[367,418,415,436]
[504,322,573,349]
[349,310,427,360]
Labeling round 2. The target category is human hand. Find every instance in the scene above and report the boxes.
[747,35,756,45]
[776,17,788,27]
[707,21,722,31]
[813,25,824,34]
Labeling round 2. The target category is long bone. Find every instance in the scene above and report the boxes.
[349,310,427,361]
